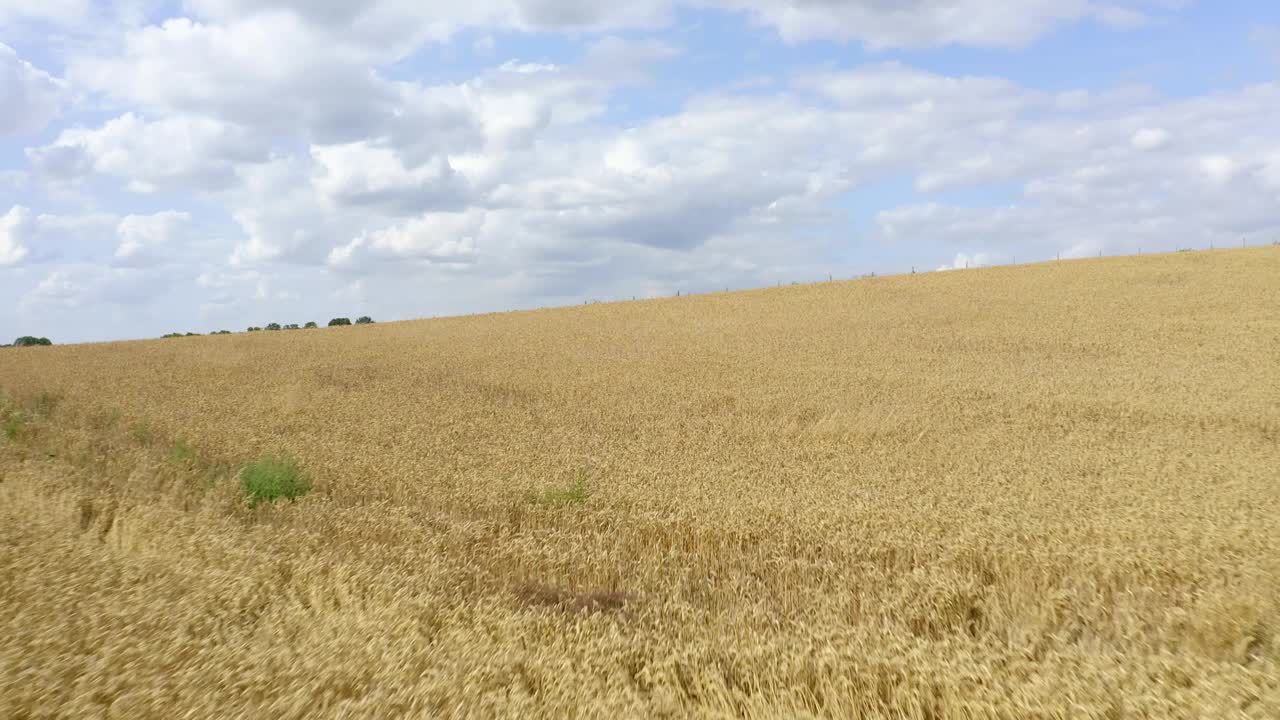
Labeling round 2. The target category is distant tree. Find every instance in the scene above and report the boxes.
[185,332,200,336]
[283,323,300,330]
[355,316,374,325]
[265,322,282,331]
[13,336,52,347]
[162,332,183,338]
[328,317,352,327]
[247,326,262,332]
[303,321,318,329]
[213,330,232,335]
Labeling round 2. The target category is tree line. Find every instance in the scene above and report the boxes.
[5,317,378,346]
[2,336,53,348]
[164,316,374,338]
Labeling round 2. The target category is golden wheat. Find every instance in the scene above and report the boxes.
[2,248,1279,718]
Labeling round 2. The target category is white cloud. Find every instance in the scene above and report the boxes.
[23,264,165,309]
[1131,127,1171,151]
[1198,154,1237,185]
[936,251,1000,271]
[0,205,117,266]
[328,210,484,269]
[1,206,33,266]
[28,113,271,190]
[67,15,401,143]
[310,142,468,214]
[0,43,67,135]
[226,156,363,266]
[27,269,82,304]
[115,211,192,264]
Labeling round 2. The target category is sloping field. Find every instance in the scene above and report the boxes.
[2,248,1279,718]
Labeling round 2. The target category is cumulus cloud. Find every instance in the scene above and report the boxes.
[327,210,484,270]
[23,264,166,309]
[67,15,402,143]
[1198,154,1237,185]
[0,43,67,135]
[0,206,33,266]
[115,211,192,264]
[0,206,117,265]
[310,142,469,214]
[28,113,271,190]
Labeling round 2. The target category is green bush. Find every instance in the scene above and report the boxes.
[213,330,232,335]
[304,322,318,329]
[3,411,23,441]
[526,473,591,508]
[328,317,352,327]
[13,336,52,347]
[247,326,262,332]
[162,332,184,338]
[283,324,300,330]
[265,322,282,331]
[131,423,154,446]
[240,454,312,508]
[171,437,198,465]
[355,316,374,325]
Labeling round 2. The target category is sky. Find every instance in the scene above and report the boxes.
[2,1,1279,344]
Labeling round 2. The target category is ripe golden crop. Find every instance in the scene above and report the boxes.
[2,248,1278,718]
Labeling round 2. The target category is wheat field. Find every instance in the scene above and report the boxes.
[2,248,1278,718]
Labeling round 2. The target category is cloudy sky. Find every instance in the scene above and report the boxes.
[2,1,1279,343]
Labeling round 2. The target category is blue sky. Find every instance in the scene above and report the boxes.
[2,1,1279,343]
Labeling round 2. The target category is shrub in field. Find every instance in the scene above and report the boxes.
[13,336,52,346]
[162,332,183,338]
[328,318,352,327]
[240,454,312,508]
[265,323,282,331]
[171,437,198,466]
[213,330,231,335]
[283,324,300,330]
[3,411,22,441]
[526,473,590,508]
[304,322,318,329]
[355,316,374,325]
[247,326,262,332]
[130,423,153,445]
